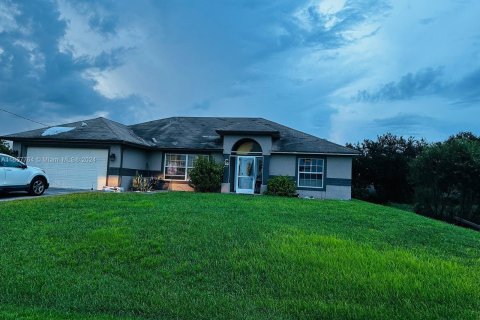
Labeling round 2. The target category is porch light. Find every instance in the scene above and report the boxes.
[109,153,116,162]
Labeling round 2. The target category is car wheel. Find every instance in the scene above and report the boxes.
[29,177,46,196]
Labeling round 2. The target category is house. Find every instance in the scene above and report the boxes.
[1,117,359,199]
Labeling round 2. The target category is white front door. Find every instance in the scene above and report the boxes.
[235,156,256,194]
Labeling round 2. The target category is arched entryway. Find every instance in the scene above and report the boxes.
[231,139,263,194]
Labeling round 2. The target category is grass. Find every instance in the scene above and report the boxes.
[0,192,479,319]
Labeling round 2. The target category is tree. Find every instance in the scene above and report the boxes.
[0,140,12,155]
[347,133,426,203]
[410,135,480,223]
[189,157,224,192]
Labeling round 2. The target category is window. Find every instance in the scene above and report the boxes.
[298,158,324,188]
[0,155,25,168]
[232,139,262,155]
[164,154,208,180]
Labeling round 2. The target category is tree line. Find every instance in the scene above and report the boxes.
[0,140,12,155]
[347,132,480,226]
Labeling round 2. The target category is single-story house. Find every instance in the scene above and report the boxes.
[1,117,359,199]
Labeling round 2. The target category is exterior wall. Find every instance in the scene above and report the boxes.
[326,156,352,180]
[169,182,194,192]
[106,145,122,187]
[269,155,296,176]
[109,144,122,168]
[221,183,230,193]
[325,156,352,200]
[268,154,352,200]
[298,189,326,199]
[146,151,164,172]
[211,152,224,163]
[107,175,121,187]
[122,147,148,170]
[325,185,351,200]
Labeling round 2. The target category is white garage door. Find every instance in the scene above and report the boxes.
[26,147,109,190]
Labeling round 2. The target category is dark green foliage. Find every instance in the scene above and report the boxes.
[0,140,12,155]
[265,175,297,197]
[410,135,480,223]
[347,133,426,203]
[189,156,224,192]
[0,192,479,319]
[131,174,160,191]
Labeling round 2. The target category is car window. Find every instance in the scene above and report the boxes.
[2,156,25,168]
[0,156,6,167]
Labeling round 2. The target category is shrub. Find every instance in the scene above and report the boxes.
[131,174,159,192]
[189,157,224,192]
[266,176,297,197]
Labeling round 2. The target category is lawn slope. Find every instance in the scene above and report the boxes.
[0,192,479,319]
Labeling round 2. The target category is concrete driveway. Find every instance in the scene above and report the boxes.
[0,188,89,202]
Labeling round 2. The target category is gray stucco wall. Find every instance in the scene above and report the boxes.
[211,152,224,163]
[326,156,352,179]
[268,154,352,200]
[146,151,163,172]
[269,155,296,176]
[122,147,148,170]
[109,144,122,168]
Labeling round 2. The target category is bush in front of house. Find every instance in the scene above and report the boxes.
[131,174,160,192]
[189,157,224,192]
[265,176,297,197]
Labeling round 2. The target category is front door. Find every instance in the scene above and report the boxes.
[236,156,256,194]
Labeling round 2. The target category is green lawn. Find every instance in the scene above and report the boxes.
[0,192,479,319]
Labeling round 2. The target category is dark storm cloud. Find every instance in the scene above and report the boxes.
[0,0,143,132]
[373,113,436,129]
[356,67,445,102]
[356,65,480,106]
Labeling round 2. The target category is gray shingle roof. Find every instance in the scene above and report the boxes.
[2,116,359,155]
[1,117,151,147]
[216,121,280,138]
[129,117,359,154]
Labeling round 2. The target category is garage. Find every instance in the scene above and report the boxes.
[26,147,109,190]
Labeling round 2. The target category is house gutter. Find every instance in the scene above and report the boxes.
[271,151,360,156]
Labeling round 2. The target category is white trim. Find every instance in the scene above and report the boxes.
[297,158,324,189]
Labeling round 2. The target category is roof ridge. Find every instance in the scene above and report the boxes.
[129,116,265,128]
[99,117,121,140]
[100,117,151,145]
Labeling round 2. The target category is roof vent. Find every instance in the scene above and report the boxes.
[81,122,88,127]
[152,137,158,143]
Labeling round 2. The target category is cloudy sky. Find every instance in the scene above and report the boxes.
[0,0,479,144]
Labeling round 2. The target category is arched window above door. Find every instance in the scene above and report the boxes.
[231,138,262,155]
